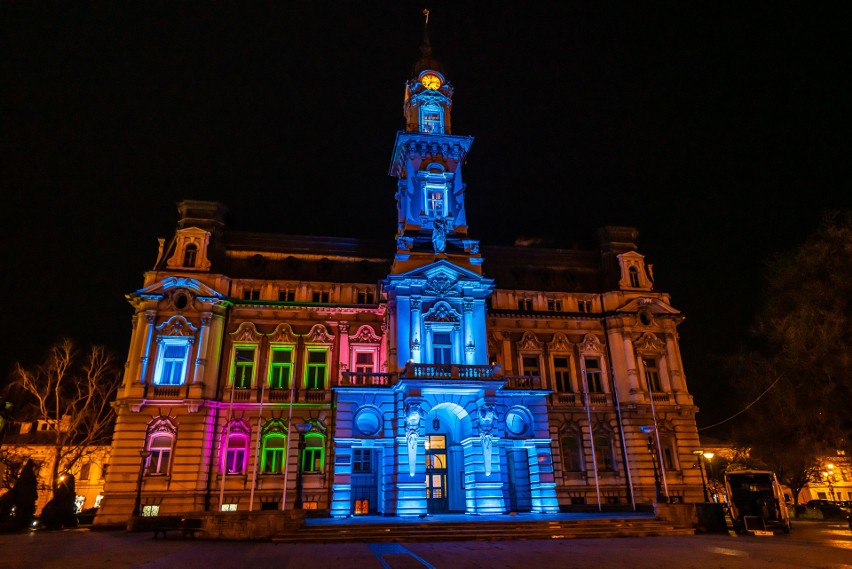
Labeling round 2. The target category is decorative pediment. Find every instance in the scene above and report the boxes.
[386,259,495,296]
[136,277,226,301]
[577,333,604,355]
[268,323,299,344]
[146,416,178,436]
[305,324,335,344]
[616,296,680,316]
[423,301,461,323]
[633,332,666,354]
[516,331,544,352]
[224,418,252,437]
[547,333,572,353]
[156,315,198,337]
[166,227,212,271]
[350,325,381,344]
[230,322,262,343]
[261,419,288,437]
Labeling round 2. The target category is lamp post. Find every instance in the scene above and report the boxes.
[133,449,152,517]
[640,426,663,503]
[823,463,836,501]
[293,423,312,509]
[693,450,714,502]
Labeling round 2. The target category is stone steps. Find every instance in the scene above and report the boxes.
[272,518,694,543]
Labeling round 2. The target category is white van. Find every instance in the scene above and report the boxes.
[724,470,792,533]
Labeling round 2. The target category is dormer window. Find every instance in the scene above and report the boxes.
[182,244,198,268]
[421,103,443,134]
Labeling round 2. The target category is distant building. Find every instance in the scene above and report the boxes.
[0,419,109,514]
[96,35,704,525]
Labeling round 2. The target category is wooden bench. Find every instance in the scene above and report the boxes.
[153,517,204,539]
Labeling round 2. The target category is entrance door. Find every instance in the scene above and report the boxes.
[351,448,378,515]
[425,435,448,513]
[507,449,532,512]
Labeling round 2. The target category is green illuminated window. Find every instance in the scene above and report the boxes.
[305,350,327,390]
[302,434,325,473]
[262,435,286,474]
[232,348,255,388]
[269,348,294,389]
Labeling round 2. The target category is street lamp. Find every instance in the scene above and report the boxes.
[640,426,664,503]
[823,463,836,501]
[693,450,714,502]
[133,449,152,517]
[293,423,313,509]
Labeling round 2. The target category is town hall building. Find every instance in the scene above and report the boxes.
[95,33,704,525]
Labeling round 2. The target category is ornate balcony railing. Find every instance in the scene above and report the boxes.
[651,392,671,403]
[588,393,610,406]
[303,389,331,403]
[231,388,253,402]
[403,364,496,380]
[267,389,292,402]
[339,372,394,387]
[151,385,181,399]
[502,375,542,389]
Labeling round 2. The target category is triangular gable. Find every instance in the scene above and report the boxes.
[388,259,493,285]
[616,296,680,315]
[134,276,226,300]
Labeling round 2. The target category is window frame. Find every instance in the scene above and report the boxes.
[182,243,198,268]
[302,433,325,473]
[304,349,328,390]
[560,435,584,472]
[224,433,248,475]
[420,102,444,134]
[153,338,191,386]
[146,433,174,476]
[261,434,287,475]
[552,355,573,393]
[582,357,605,393]
[268,346,295,390]
[593,433,615,472]
[230,346,257,389]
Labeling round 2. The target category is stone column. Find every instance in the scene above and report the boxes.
[410,297,422,363]
[338,321,350,384]
[462,298,475,365]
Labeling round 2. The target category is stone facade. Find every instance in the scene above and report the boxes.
[95,46,703,526]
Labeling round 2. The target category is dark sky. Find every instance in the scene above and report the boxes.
[2,2,850,429]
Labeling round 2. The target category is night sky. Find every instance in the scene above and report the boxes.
[3,2,849,429]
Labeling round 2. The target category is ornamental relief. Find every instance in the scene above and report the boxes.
[516,331,544,352]
[306,323,335,344]
[633,332,666,354]
[350,325,382,344]
[577,333,604,355]
[547,333,572,353]
[156,315,198,338]
[230,322,262,343]
[267,323,299,344]
[423,301,461,323]
[423,273,460,297]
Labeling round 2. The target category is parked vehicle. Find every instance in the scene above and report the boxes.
[806,499,851,520]
[724,470,792,533]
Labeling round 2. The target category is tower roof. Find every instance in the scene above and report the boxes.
[412,9,444,76]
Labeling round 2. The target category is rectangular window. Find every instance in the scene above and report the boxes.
[220,503,238,512]
[302,437,324,472]
[517,298,533,311]
[547,299,562,312]
[79,462,92,482]
[278,288,296,302]
[146,434,172,475]
[357,290,375,304]
[354,352,374,374]
[553,357,571,392]
[643,358,662,392]
[594,436,614,471]
[157,343,188,385]
[269,348,294,389]
[262,436,286,474]
[422,110,443,134]
[561,437,582,472]
[426,187,444,216]
[311,291,330,303]
[141,505,160,517]
[662,447,675,470]
[232,348,255,389]
[352,449,372,473]
[432,332,452,364]
[225,448,246,475]
[305,350,327,389]
[522,356,540,377]
[584,358,603,393]
[578,299,592,313]
[243,289,260,300]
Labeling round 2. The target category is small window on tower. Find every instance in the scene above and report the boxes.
[243,289,260,300]
[357,290,375,304]
[547,299,562,312]
[278,288,296,302]
[425,187,445,217]
[578,299,592,313]
[628,266,641,288]
[182,244,198,268]
[421,104,444,134]
[312,291,330,303]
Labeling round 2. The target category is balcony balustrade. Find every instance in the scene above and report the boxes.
[151,385,181,399]
[267,389,292,402]
[651,392,671,404]
[502,375,542,389]
[303,389,332,403]
[339,372,393,387]
[403,363,496,380]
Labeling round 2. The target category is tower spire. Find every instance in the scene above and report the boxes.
[421,9,432,57]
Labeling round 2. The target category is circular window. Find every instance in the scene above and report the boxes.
[505,407,532,437]
[638,310,652,326]
[174,293,189,310]
[354,407,382,436]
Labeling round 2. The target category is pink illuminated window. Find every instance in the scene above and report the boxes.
[225,434,247,475]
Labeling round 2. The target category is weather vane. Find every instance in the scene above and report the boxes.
[423,8,429,25]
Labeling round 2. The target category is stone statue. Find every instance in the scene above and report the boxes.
[432,217,447,254]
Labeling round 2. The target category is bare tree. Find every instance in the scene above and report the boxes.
[9,339,120,496]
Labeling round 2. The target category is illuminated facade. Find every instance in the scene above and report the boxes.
[96,40,704,525]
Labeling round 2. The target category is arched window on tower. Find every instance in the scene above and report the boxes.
[183,243,198,268]
[628,266,640,287]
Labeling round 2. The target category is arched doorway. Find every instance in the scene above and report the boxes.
[424,402,471,513]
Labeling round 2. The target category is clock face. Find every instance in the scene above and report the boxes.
[421,74,442,90]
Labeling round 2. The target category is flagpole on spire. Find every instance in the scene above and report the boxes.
[421,8,432,56]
